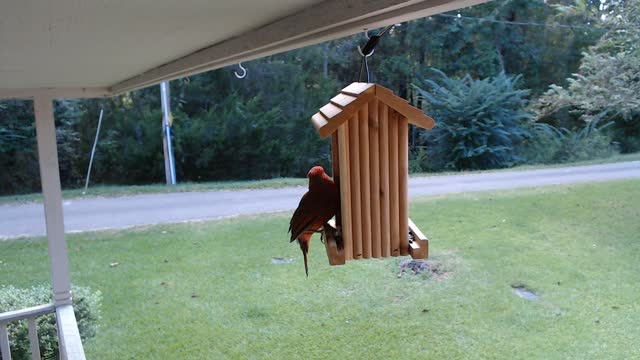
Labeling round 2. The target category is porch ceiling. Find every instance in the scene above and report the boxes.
[0,0,489,99]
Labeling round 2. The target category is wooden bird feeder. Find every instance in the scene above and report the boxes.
[311,82,435,265]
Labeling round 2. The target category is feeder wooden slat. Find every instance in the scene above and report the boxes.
[388,110,400,256]
[341,82,375,97]
[379,101,391,257]
[368,98,381,258]
[348,113,363,259]
[408,218,429,260]
[337,124,353,260]
[331,132,341,228]
[320,103,342,120]
[376,86,435,130]
[358,105,372,258]
[331,93,358,108]
[398,115,409,256]
[324,219,345,265]
[311,112,329,133]
[316,91,376,138]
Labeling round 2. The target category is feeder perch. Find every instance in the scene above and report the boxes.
[311,83,435,265]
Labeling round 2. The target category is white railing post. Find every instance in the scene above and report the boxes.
[0,323,10,360]
[27,318,40,359]
[33,95,72,306]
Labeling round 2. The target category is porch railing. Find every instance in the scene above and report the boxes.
[0,304,85,360]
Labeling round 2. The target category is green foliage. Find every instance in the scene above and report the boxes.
[408,146,429,173]
[0,101,38,194]
[0,285,102,360]
[0,100,81,194]
[414,69,533,170]
[535,0,640,151]
[519,121,619,164]
[173,93,326,180]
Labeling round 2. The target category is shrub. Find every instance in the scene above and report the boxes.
[519,120,619,164]
[409,147,429,173]
[0,285,102,360]
[413,69,533,171]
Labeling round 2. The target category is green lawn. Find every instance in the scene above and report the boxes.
[1,180,639,359]
[2,152,639,205]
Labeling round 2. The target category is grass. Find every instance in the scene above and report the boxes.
[2,152,639,205]
[1,180,639,359]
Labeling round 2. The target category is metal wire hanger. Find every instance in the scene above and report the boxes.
[356,25,395,83]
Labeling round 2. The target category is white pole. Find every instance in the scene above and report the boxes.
[82,108,104,194]
[160,82,177,185]
[33,95,72,306]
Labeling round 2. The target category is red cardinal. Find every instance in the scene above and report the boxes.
[289,166,340,276]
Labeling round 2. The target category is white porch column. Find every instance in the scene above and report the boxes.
[34,95,73,306]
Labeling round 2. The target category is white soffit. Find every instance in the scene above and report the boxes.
[0,0,490,99]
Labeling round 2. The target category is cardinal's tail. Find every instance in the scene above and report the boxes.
[298,236,310,277]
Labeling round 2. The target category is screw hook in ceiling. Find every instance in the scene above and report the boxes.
[234,62,247,79]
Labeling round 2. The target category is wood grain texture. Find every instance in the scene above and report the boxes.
[358,105,372,259]
[323,219,346,265]
[341,82,375,96]
[368,98,381,258]
[398,116,409,256]
[348,113,363,259]
[408,218,429,259]
[319,102,343,119]
[331,93,358,108]
[331,133,341,232]
[388,110,400,256]
[337,124,353,260]
[375,85,435,130]
[316,91,375,138]
[379,102,391,257]
[311,112,329,133]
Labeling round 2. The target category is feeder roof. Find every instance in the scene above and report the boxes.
[311,82,435,138]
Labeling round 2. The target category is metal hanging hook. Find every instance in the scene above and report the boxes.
[234,62,247,79]
[358,29,374,56]
[357,45,375,58]
[355,25,395,83]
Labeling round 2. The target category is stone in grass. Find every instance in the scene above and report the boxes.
[510,283,539,300]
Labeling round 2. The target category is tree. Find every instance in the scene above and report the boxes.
[414,69,533,170]
[535,0,640,151]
